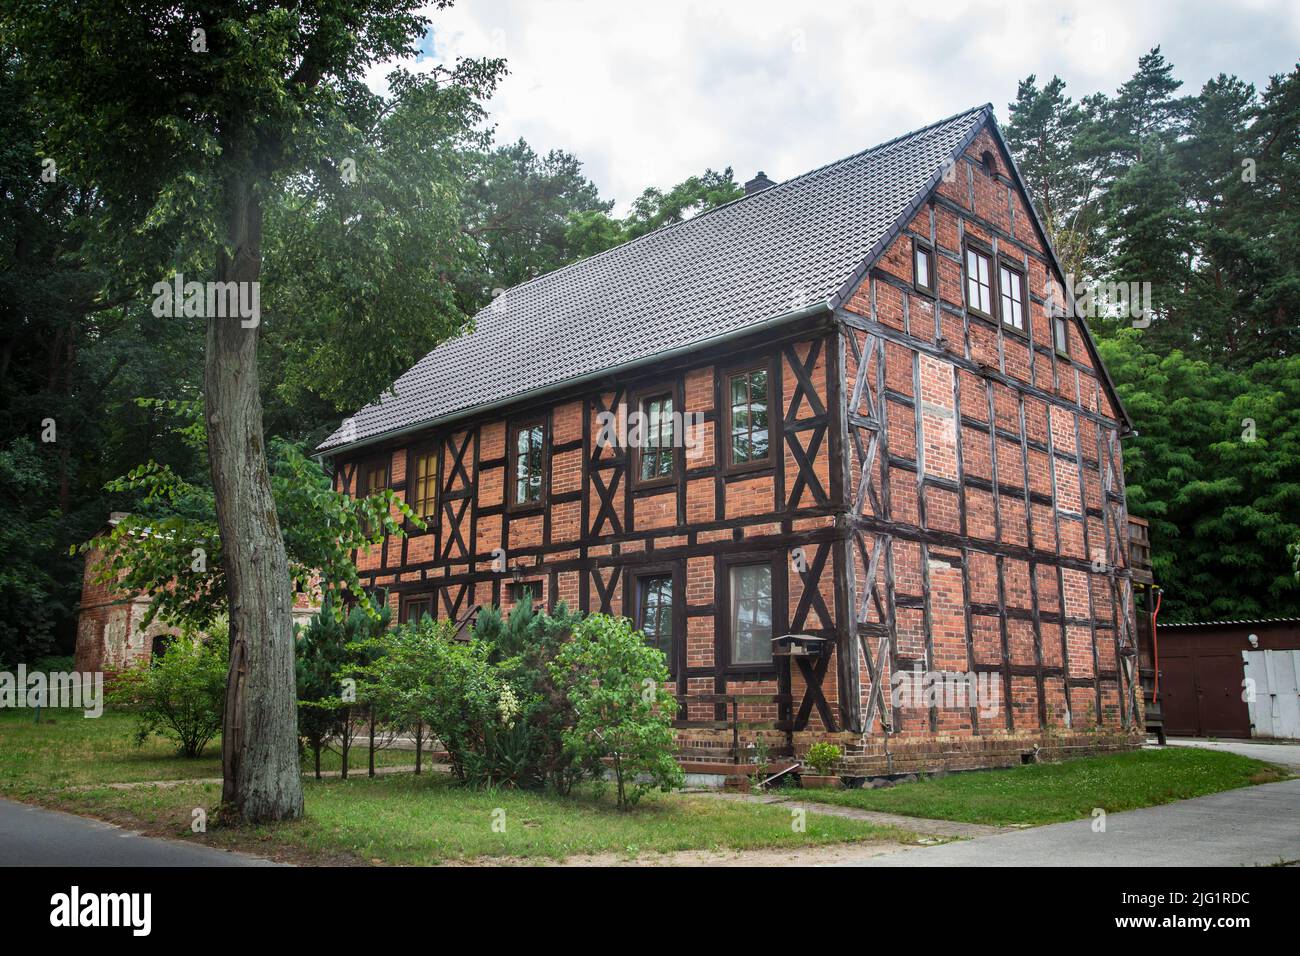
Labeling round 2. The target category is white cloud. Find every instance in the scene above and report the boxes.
[384,0,1300,214]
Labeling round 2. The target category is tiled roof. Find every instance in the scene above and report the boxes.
[319,104,993,453]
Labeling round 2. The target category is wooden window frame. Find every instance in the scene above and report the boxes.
[506,580,543,610]
[1052,306,1072,357]
[633,569,677,677]
[630,384,679,490]
[506,416,548,512]
[400,592,434,625]
[721,553,782,675]
[406,441,439,530]
[721,360,775,475]
[997,258,1028,339]
[963,241,995,322]
[912,237,936,297]
[356,453,390,498]
[355,453,391,537]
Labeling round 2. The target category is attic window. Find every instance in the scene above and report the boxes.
[981,151,997,175]
[1053,311,1071,356]
[912,239,935,296]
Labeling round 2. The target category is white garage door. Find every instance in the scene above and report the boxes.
[1243,649,1300,739]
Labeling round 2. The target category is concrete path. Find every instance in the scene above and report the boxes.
[0,798,280,867]
[1164,737,1300,770]
[841,778,1300,866]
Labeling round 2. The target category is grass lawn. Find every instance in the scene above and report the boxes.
[53,773,911,865]
[6,708,1288,864]
[0,708,415,796]
[794,747,1291,826]
[0,707,912,864]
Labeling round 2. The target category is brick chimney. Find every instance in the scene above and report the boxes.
[744,171,776,196]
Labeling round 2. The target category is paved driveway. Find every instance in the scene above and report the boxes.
[842,779,1300,866]
[0,798,279,867]
[1165,737,1300,770]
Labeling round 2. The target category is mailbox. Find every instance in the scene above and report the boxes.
[771,633,830,658]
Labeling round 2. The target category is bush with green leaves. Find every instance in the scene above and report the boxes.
[1097,335,1300,621]
[296,592,391,778]
[549,614,683,809]
[108,625,228,758]
[471,598,590,791]
[353,615,506,782]
[804,742,842,775]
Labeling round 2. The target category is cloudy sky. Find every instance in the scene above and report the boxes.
[388,0,1299,214]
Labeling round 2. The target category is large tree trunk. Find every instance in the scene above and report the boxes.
[208,169,303,823]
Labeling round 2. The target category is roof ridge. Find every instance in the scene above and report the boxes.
[469,103,993,312]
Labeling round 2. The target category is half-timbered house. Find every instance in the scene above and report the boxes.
[317,104,1146,776]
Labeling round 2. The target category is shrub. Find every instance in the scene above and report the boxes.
[472,599,589,791]
[108,628,227,757]
[550,614,683,809]
[804,742,842,775]
[355,616,505,782]
[298,592,392,779]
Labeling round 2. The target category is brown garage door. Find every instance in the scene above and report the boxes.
[1161,651,1251,738]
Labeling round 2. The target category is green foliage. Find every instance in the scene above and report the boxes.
[1006,52,1300,367]
[457,139,611,307]
[1006,51,1300,620]
[351,604,682,802]
[259,63,504,417]
[295,592,390,778]
[471,597,590,791]
[0,439,66,667]
[77,401,419,632]
[2,2,505,687]
[1098,333,1300,620]
[563,167,744,260]
[804,742,842,776]
[357,617,504,783]
[549,615,682,809]
[354,601,589,790]
[108,627,228,758]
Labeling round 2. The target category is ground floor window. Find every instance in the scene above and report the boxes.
[507,581,542,608]
[402,593,433,624]
[730,563,773,664]
[636,573,674,662]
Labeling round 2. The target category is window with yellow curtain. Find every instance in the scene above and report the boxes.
[411,448,438,521]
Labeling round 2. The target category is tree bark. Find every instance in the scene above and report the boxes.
[208,167,303,823]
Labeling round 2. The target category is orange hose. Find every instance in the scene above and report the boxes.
[1151,589,1163,698]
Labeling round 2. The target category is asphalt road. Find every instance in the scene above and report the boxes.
[0,798,279,867]
[844,778,1300,866]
